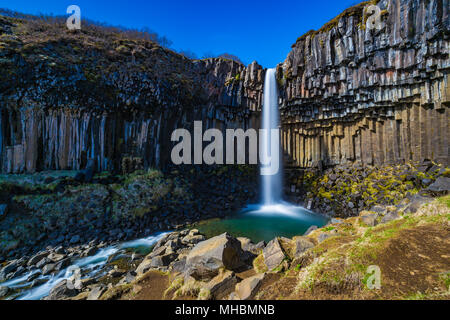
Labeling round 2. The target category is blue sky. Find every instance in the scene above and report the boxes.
[2,0,360,67]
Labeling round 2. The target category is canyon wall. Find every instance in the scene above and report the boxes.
[1,0,449,174]
[278,0,449,168]
[0,13,264,173]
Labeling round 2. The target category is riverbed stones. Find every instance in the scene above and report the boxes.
[46,280,78,300]
[185,233,245,280]
[0,286,9,298]
[27,251,49,266]
[0,260,19,280]
[42,263,55,275]
[235,273,265,300]
[262,238,286,271]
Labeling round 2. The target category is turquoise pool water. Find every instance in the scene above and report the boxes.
[197,203,329,243]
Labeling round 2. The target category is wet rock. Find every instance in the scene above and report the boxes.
[0,260,19,280]
[235,273,265,300]
[36,257,51,269]
[42,263,56,275]
[46,280,78,300]
[54,258,71,271]
[30,278,48,288]
[262,238,286,271]
[185,233,244,280]
[0,286,10,298]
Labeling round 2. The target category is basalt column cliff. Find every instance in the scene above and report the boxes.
[278,0,449,168]
[0,14,264,173]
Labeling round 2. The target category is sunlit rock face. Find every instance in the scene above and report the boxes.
[278,0,449,168]
[0,12,264,173]
[1,0,449,174]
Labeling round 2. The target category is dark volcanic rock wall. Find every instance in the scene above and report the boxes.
[0,14,264,173]
[278,0,449,168]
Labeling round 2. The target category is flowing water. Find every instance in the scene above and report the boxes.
[197,68,328,242]
[1,232,168,300]
[261,68,282,205]
[2,68,328,300]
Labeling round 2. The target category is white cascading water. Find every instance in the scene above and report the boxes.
[261,68,282,205]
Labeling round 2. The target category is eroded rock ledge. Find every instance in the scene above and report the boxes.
[278,0,449,168]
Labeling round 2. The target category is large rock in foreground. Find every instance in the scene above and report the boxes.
[185,233,245,280]
[262,238,286,271]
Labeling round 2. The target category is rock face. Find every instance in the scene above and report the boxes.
[185,232,245,280]
[0,1,448,174]
[0,12,264,173]
[278,0,449,168]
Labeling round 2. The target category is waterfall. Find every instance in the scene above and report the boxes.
[261,68,282,205]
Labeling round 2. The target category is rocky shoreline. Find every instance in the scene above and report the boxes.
[1,191,446,301]
[0,165,258,262]
[0,161,448,300]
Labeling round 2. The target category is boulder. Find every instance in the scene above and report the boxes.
[360,212,379,227]
[293,236,315,257]
[54,258,71,271]
[42,263,56,275]
[426,177,450,194]
[182,234,205,245]
[171,258,187,273]
[0,286,9,298]
[0,260,19,280]
[27,251,49,266]
[185,233,244,280]
[87,285,106,300]
[150,253,177,268]
[381,211,400,224]
[136,258,153,275]
[46,280,78,300]
[262,238,286,271]
[204,270,237,300]
[235,273,265,300]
